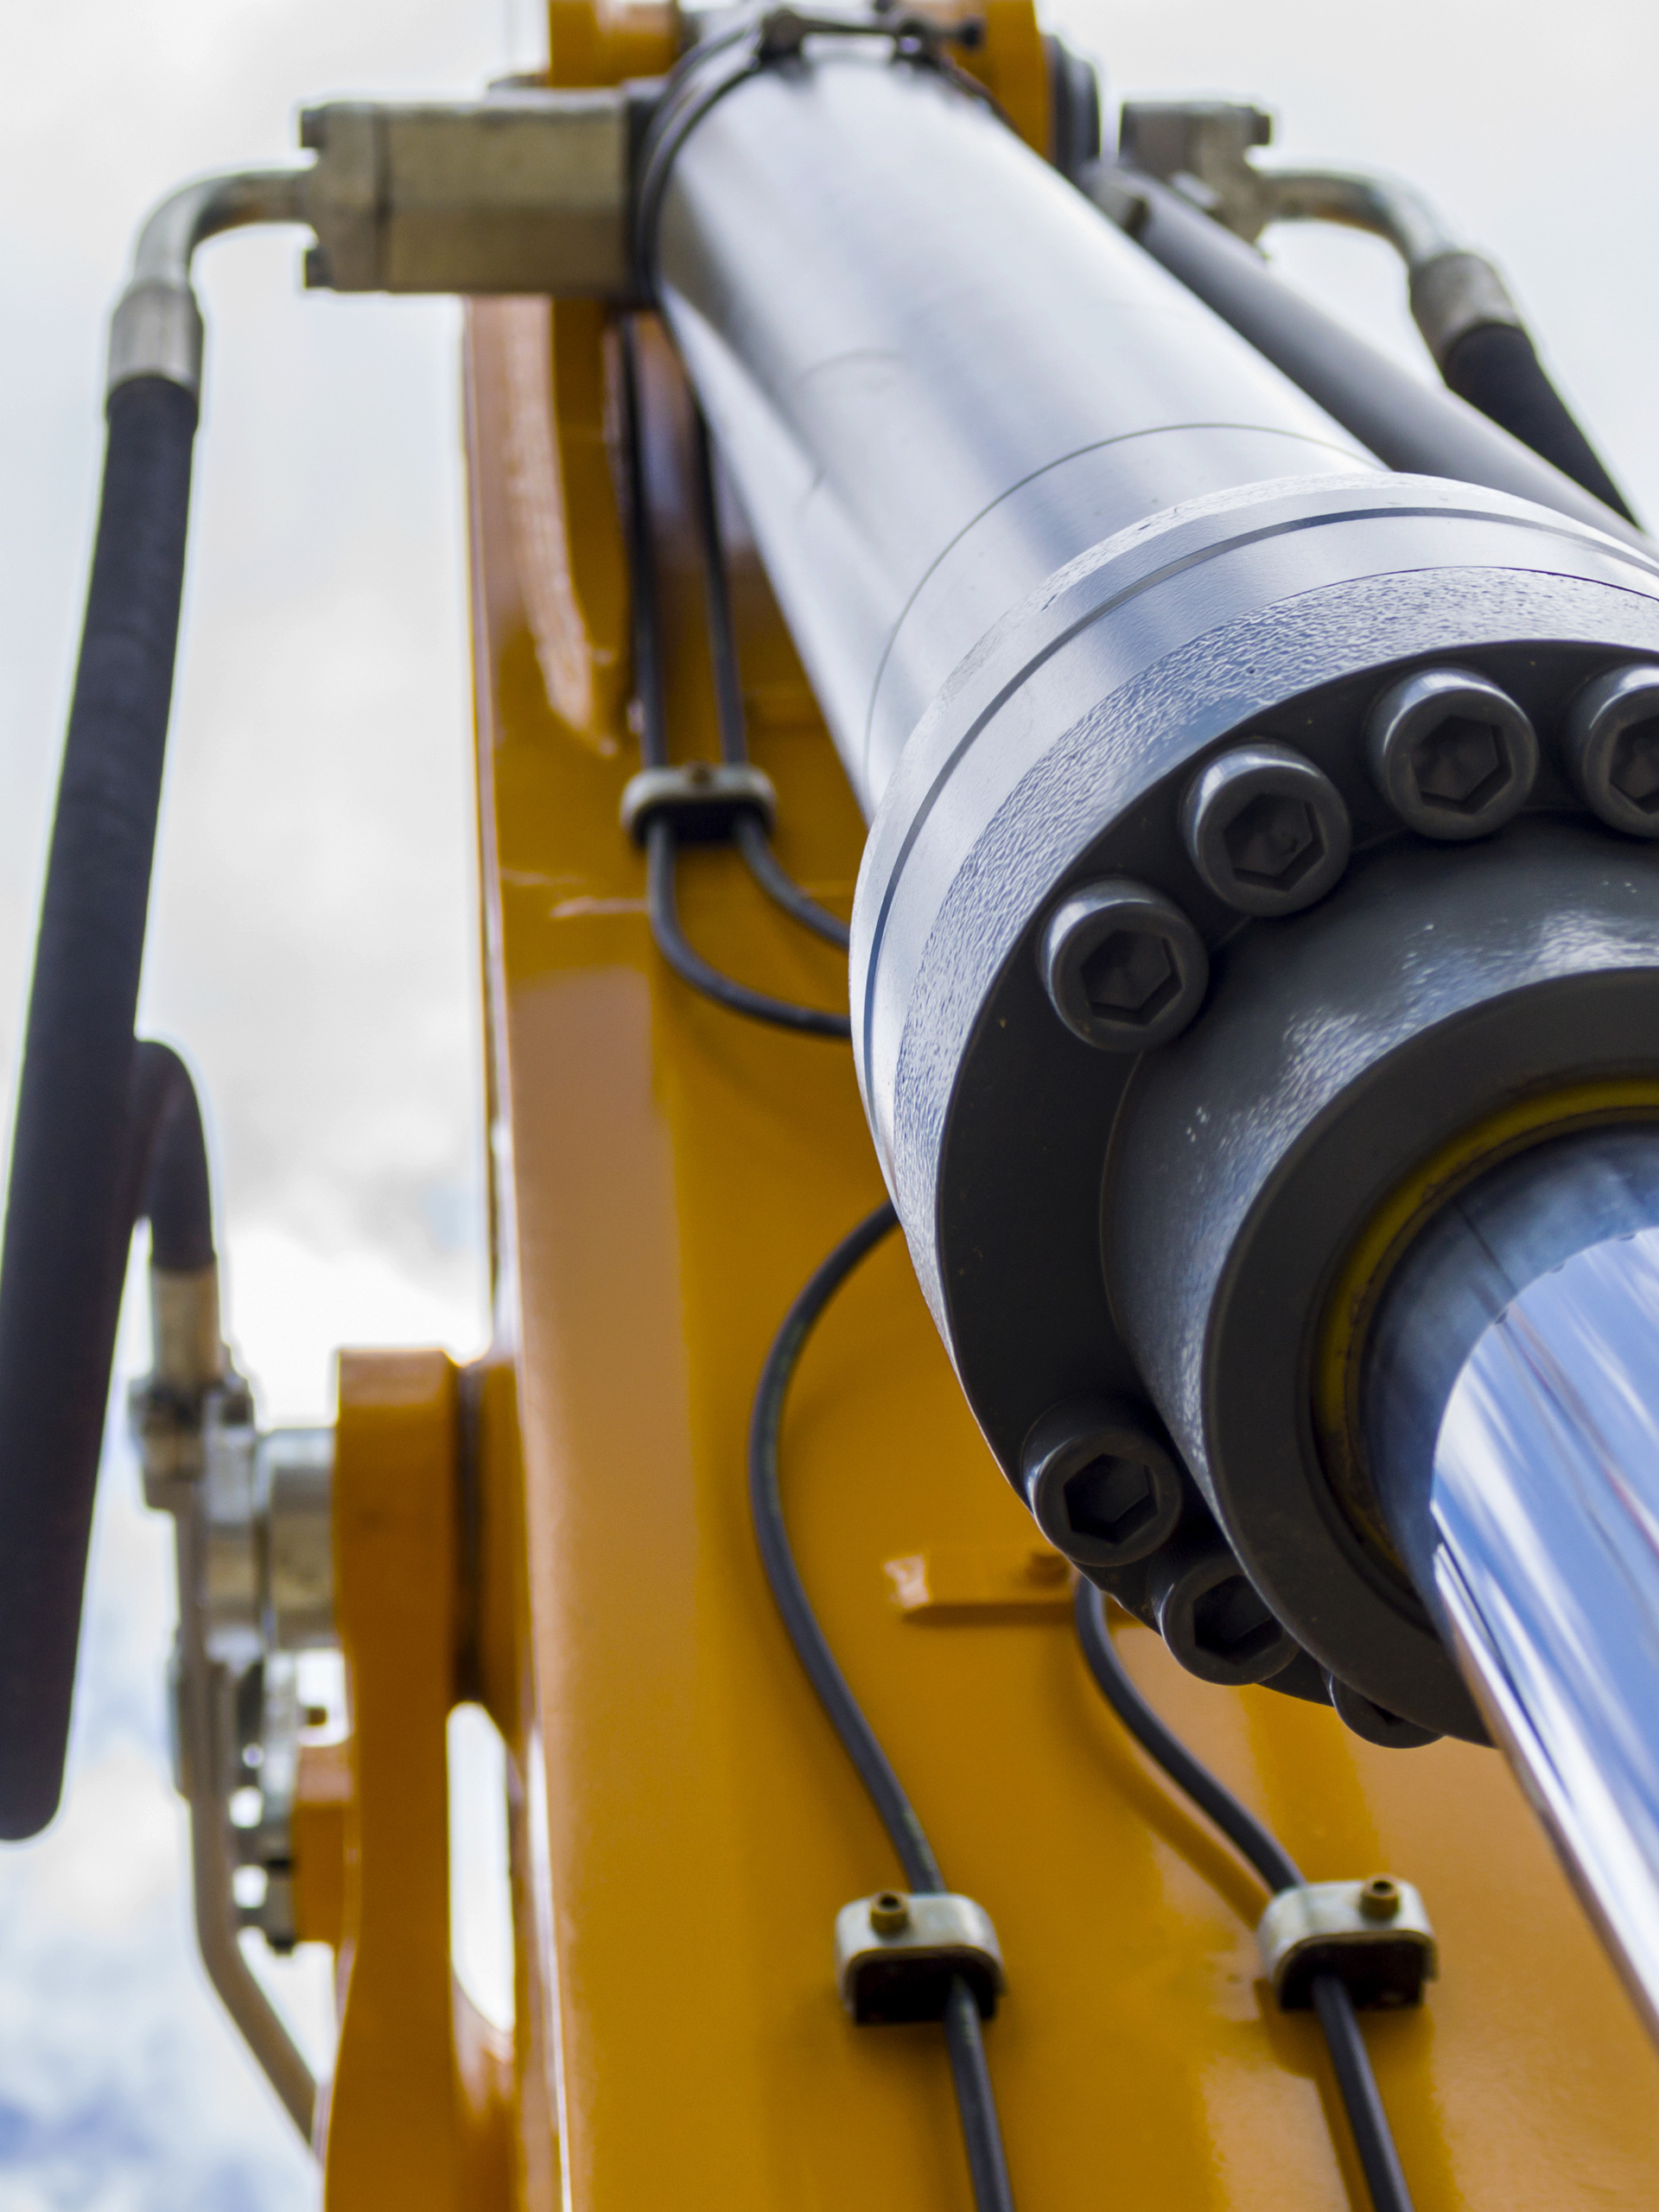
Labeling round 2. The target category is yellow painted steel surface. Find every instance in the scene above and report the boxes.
[307,3,1659,2201]
[323,1349,512,2208]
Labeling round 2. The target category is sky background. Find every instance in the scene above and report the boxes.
[3,0,1658,2203]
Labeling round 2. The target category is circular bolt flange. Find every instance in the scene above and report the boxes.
[1365,666,1537,841]
[1147,1533,1299,1687]
[1020,1397,1184,1570]
[1564,662,1659,837]
[1181,742,1351,915]
[1039,878,1208,1052]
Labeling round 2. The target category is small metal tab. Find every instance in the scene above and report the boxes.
[620,760,777,844]
[834,1891,1005,2024]
[884,1543,1071,1620]
[1256,1876,1437,2011]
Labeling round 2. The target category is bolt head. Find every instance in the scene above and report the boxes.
[1039,880,1207,1052]
[868,1891,911,1935]
[1151,1538,1298,1687]
[1021,1397,1184,1569]
[1182,742,1351,915]
[1223,791,1324,891]
[1567,663,1659,837]
[1367,667,1536,840]
[1360,1876,1402,1923]
[1078,929,1179,1023]
[1063,1452,1158,1550]
[1611,720,1659,811]
[1190,1569,1280,1669]
[1408,715,1508,814]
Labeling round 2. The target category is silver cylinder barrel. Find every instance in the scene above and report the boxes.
[643,31,1659,1763]
[646,41,1372,814]
[1363,1124,1659,2034]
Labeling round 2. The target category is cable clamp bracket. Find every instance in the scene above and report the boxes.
[1256,1875,1438,2011]
[620,760,776,845]
[834,1889,1005,2023]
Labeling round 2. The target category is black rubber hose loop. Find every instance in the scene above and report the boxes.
[733,815,851,950]
[0,375,200,1840]
[646,820,853,1038]
[1074,1579,1415,2212]
[749,1202,1016,2212]
[690,407,853,950]
[626,332,851,1039]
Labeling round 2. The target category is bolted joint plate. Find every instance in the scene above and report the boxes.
[1257,1877,1437,2012]
[834,1891,1005,2024]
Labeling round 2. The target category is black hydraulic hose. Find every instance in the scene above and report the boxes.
[690,407,748,773]
[0,375,200,1840]
[122,1041,215,1274]
[733,815,851,951]
[646,820,853,1038]
[689,409,852,950]
[748,1201,1016,2212]
[1112,171,1649,550]
[1074,1579,1415,2212]
[1310,1974,1417,2212]
[1440,321,1634,522]
[620,317,669,774]
[1073,1573,1298,1892]
[624,317,852,1037]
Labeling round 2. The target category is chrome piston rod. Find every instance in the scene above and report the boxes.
[1366,1124,1659,2037]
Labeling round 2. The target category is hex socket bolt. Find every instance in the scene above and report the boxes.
[1325,1672,1441,1751]
[1564,663,1659,837]
[1365,665,1538,841]
[1039,878,1208,1052]
[1181,742,1351,916]
[1020,1396,1184,1570]
[1147,1531,1299,1687]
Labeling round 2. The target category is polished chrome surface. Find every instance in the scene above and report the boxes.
[654,48,1371,813]
[1430,1221,1659,2040]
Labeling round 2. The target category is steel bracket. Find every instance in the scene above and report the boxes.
[834,1890,1006,2024]
[1257,1876,1438,2011]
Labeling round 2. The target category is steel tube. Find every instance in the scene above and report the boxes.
[647,45,1373,814]
[1365,1124,1659,2038]
[1106,170,1647,549]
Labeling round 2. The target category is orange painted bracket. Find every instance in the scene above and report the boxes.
[293,1739,351,1951]
[320,1348,512,2212]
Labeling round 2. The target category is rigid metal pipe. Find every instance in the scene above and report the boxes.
[173,1496,318,2138]
[645,44,1375,814]
[1365,1124,1659,2040]
[110,168,309,398]
[1101,169,1647,550]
